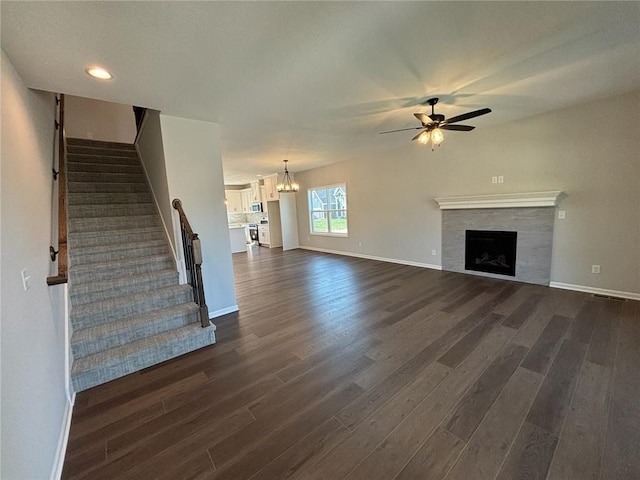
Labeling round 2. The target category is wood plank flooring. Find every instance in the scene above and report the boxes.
[62,247,640,480]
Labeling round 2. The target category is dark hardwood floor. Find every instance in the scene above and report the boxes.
[62,246,640,480]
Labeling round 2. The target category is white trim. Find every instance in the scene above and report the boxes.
[209,304,239,319]
[134,143,179,264]
[50,393,75,480]
[299,246,442,270]
[550,282,640,301]
[435,191,564,210]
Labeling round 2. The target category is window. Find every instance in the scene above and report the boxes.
[308,184,348,236]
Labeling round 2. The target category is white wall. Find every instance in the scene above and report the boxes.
[136,110,176,253]
[280,194,299,251]
[65,95,136,143]
[1,50,70,480]
[295,90,640,296]
[159,114,238,317]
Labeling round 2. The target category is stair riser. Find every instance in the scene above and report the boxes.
[71,309,200,358]
[67,162,143,174]
[70,256,175,284]
[68,192,153,205]
[71,325,215,392]
[71,288,193,330]
[67,138,135,150]
[70,272,179,306]
[68,172,147,184]
[67,146,138,157]
[69,215,160,233]
[68,182,150,194]
[69,244,170,268]
[69,228,166,248]
[68,203,157,219]
[68,154,140,166]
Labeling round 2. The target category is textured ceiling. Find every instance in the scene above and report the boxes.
[2,1,640,184]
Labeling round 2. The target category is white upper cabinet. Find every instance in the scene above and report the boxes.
[225,190,243,213]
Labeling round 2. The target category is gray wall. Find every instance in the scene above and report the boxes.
[295,90,640,295]
[136,110,176,253]
[1,50,70,479]
[159,114,238,317]
[65,95,136,143]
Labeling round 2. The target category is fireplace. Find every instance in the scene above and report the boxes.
[465,230,517,277]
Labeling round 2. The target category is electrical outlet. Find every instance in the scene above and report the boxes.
[592,265,601,274]
[21,269,31,291]
[431,249,437,256]
[358,242,363,247]
[307,236,310,242]
[87,132,93,139]
[498,175,504,184]
[558,210,566,219]
[491,176,497,184]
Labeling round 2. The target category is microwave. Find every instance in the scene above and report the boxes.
[251,202,263,212]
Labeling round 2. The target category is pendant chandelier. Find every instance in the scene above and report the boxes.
[276,159,299,193]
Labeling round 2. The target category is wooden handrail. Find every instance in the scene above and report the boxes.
[172,199,209,327]
[47,94,68,286]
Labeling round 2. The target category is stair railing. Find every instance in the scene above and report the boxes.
[47,94,68,286]
[172,199,209,327]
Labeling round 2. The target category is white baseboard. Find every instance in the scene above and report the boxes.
[51,393,75,480]
[209,304,239,319]
[549,282,640,301]
[299,246,442,271]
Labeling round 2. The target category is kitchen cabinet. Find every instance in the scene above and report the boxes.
[240,189,252,213]
[260,186,268,214]
[225,190,243,213]
[262,174,279,202]
[250,182,261,203]
[258,224,270,246]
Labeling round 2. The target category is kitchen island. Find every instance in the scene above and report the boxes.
[228,224,247,253]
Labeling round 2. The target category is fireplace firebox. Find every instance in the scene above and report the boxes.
[465,230,517,277]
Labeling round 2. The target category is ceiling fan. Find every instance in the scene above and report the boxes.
[379,98,491,149]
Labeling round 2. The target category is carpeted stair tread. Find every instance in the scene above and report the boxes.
[70,237,169,258]
[68,226,166,248]
[68,181,150,194]
[67,154,141,166]
[67,161,143,174]
[69,241,171,269]
[68,191,153,205]
[67,171,147,184]
[66,145,138,157]
[70,284,193,330]
[69,253,174,284]
[71,302,200,358]
[71,323,216,391]
[70,269,179,306]
[68,202,157,219]
[69,214,161,232]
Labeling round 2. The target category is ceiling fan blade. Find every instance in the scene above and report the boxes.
[440,124,475,131]
[414,113,431,124]
[379,126,423,134]
[445,108,492,124]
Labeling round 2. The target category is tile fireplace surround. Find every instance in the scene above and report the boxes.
[436,192,564,286]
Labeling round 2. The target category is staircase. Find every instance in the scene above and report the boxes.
[66,138,215,392]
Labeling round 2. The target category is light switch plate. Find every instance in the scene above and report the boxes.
[558,210,566,219]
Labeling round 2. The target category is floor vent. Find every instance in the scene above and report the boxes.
[592,293,626,302]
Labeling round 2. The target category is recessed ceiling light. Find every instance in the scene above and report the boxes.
[86,67,113,80]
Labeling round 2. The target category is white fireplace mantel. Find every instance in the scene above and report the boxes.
[435,191,564,210]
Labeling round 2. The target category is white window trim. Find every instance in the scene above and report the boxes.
[308,183,348,237]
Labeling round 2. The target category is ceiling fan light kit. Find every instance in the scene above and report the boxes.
[380,97,491,150]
